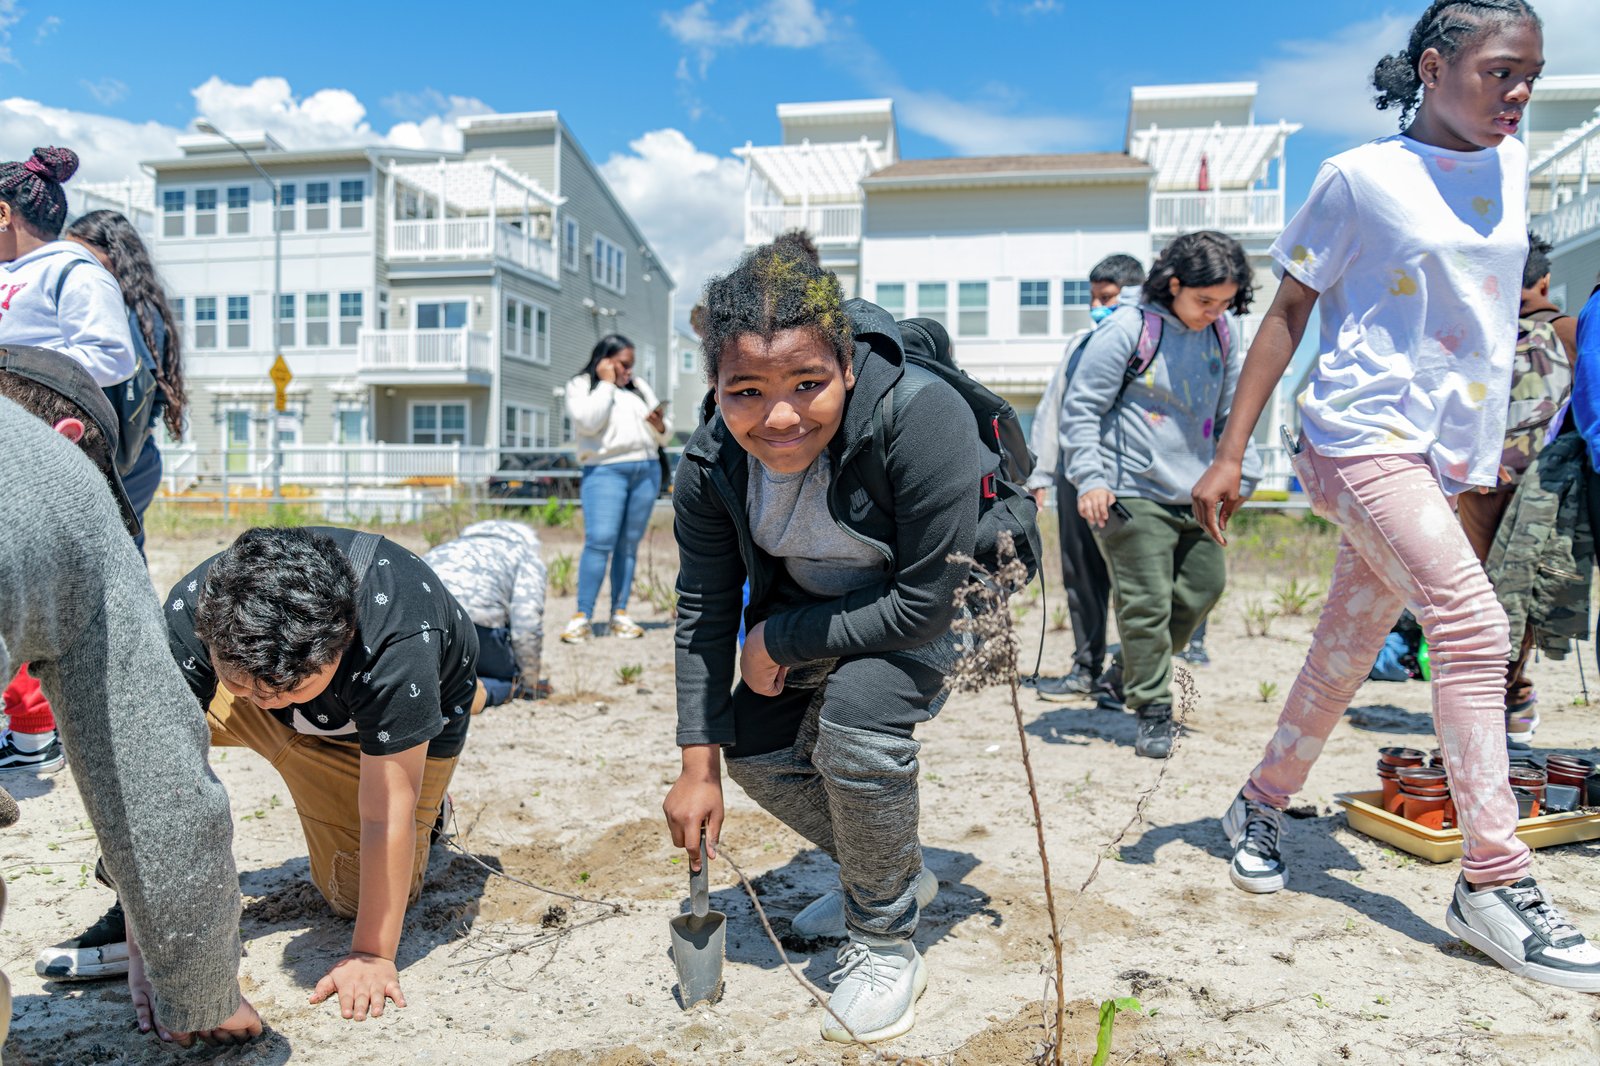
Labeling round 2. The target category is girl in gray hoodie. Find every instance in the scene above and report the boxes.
[1060,231,1261,757]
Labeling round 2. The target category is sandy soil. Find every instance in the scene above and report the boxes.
[4,509,1600,1064]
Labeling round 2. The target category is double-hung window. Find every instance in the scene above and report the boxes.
[592,233,626,294]
[562,217,580,271]
[339,292,363,346]
[305,182,330,230]
[502,296,550,363]
[277,294,296,349]
[1062,280,1091,307]
[873,283,906,318]
[339,180,364,229]
[277,183,297,232]
[958,282,988,338]
[411,402,467,445]
[194,189,218,236]
[226,296,250,348]
[162,190,186,237]
[193,297,217,348]
[226,186,249,234]
[1019,280,1050,335]
[304,293,330,346]
[916,282,947,327]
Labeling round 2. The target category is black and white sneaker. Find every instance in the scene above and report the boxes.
[1035,665,1097,703]
[35,899,129,981]
[1221,789,1286,893]
[1446,876,1600,992]
[0,732,65,774]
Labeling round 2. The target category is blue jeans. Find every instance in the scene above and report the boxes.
[123,437,163,557]
[474,624,518,707]
[577,459,660,618]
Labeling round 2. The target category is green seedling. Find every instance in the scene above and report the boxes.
[1050,606,1068,632]
[577,871,591,883]
[548,553,576,597]
[1272,577,1322,617]
[541,497,576,527]
[1092,996,1145,1066]
[1242,600,1277,638]
[1258,681,1280,703]
[1467,1019,1492,1031]
[1310,992,1330,1009]
[616,664,644,686]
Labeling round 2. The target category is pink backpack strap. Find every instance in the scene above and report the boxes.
[1131,309,1163,377]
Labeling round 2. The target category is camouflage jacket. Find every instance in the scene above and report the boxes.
[1485,431,1592,659]
[424,520,546,681]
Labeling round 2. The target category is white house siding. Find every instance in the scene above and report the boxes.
[461,125,559,194]
[861,181,1152,425]
[154,160,378,454]
[1550,237,1600,314]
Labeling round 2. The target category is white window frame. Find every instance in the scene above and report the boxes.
[408,400,470,446]
[1018,279,1050,336]
[680,344,696,373]
[501,403,549,449]
[915,282,948,327]
[194,188,218,236]
[338,291,363,347]
[592,232,626,295]
[304,292,331,347]
[339,179,365,229]
[305,181,331,231]
[502,295,551,364]
[226,186,250,235]
[193,296,217,349]
[415,300,468,331]
[333,400,368,444]
[162,190,186,238]
[562,216,580,272]
[277,183,297,232]
[873,282,906,319]
[277,294,296,349]
[957,281,988,338]
[1062,279,1092,308]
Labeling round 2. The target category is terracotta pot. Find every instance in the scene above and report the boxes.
[1402,791,1449,829]
[1378,746,1427,768]
[1377,764,1403,810]
[1545,755,1595,791]
[1397,766,1449,793]
[1428,748,1445,770]
[1509,765,1547,816]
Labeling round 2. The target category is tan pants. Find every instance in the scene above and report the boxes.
[207,689,460,919]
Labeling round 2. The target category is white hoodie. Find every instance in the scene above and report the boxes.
[0,241,137,386]
[564,374,672,465]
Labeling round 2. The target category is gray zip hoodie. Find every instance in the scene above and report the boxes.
[1060,302,1261,505]
[0,241,137,387]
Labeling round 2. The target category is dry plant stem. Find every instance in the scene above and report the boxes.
[441,838,624,914]
[720,849,937,1066]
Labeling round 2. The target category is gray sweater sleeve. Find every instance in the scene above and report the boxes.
[0,404,241,1032]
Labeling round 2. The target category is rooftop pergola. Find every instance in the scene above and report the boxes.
[387,158,564,218]
[1129,121,1300,192]
[736,139,888,204]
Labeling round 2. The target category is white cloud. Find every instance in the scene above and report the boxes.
[191,76,374,147]
[34,13,57,42]
[0,97,179,184]
[80,77,127,106]
[1538,0,1600,80]
[895,86,1096,155]
[0,0,21,66]
[1255,13,1413,144]
[599,128,746,322]
[382,90,494,152]
[663,0,830,53]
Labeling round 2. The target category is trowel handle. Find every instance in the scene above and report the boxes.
[690,826,710,918]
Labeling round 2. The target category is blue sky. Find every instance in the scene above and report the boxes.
[2,0,1596,310]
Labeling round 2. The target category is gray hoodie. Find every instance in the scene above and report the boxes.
[1060,302,1260,505]
[0,241,137,387]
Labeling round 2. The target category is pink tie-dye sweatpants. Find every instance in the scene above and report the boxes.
[1243,446,1531,885]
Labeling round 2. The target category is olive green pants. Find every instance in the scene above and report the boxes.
[1094,497,1226,711]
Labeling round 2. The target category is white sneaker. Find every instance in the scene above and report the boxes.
[1446,876,1600,992]
[609,612,644,639]
[560,613,592,644]
[1221,789,1286,894]
[820,936,927,1043]
[792,867,939,940]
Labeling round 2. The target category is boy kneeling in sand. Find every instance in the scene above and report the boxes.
[663,235,985,1042]
[43,525,483,1021]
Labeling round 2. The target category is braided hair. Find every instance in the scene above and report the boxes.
[0,147,78,239]
[1372,1,1542,126]
[698,232,852,383]
[66,210,189,439]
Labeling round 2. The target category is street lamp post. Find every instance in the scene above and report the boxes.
[195,118,283,504]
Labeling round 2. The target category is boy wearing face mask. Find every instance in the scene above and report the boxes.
[1028,254,1145,700]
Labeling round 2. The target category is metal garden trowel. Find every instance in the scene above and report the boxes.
[668,827,726,1008]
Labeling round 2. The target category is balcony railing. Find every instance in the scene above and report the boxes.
[1152,189,1284,237]
[1532,188,1600,247]
[358,328,492,375]
[746,203,863,246]
[388,217,558,281]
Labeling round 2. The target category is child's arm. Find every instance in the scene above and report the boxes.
[1192,276,1319,543]
[308,744,427,1021]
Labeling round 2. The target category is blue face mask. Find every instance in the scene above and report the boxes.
[1089,304,1116,324]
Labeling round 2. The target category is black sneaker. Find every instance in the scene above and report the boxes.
[1221,789,1286,893]
[36,899,129,981]
[1035,664,1097,703]
[0,732,65,774]
[1094,662,1125,711]
[1133,704,1175,759]
[1176,640,1211,667]
[1446,876,1600,991]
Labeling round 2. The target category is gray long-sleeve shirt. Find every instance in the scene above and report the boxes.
[1059,302,1261,504]
[424,520,546,681]
[0,398,240,1031]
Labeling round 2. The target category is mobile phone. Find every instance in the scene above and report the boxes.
[1103,500,1133,533]
[652,401,668,417]
[1279,424,1301,455]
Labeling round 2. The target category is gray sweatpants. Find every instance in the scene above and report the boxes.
[724,640,955,940]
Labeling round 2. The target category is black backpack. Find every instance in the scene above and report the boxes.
[55,259,159,476]
[850,305,1042,581]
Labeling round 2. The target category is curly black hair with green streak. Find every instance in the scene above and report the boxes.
[698,232,853,383]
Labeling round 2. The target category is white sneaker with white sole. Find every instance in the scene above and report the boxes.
[1221,788,1287,894]
[820,936,927,1043]
[791,867,939,940]
[1446,876,1600,992]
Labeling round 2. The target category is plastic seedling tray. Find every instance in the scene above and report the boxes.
[1335,790,1600,863]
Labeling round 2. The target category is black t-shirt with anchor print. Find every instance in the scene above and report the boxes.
[165,527,477,759]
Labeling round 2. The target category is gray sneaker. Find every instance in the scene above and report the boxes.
[791,867,939,941]
[1221,789,1286,893]
[1446,876,1600,991]
[820,936,927,1043]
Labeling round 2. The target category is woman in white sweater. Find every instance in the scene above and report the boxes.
[562,333,671,642]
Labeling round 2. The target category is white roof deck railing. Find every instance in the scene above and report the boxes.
[1152,188,1284,237]
[747,203,862,245]
[386,158,561,280]
[357,328,492,375]
[1530,116,1600,249]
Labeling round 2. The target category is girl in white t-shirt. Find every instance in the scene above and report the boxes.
[1194,0,1600,991]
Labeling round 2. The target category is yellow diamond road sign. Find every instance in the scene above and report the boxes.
[269,354,292,412]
